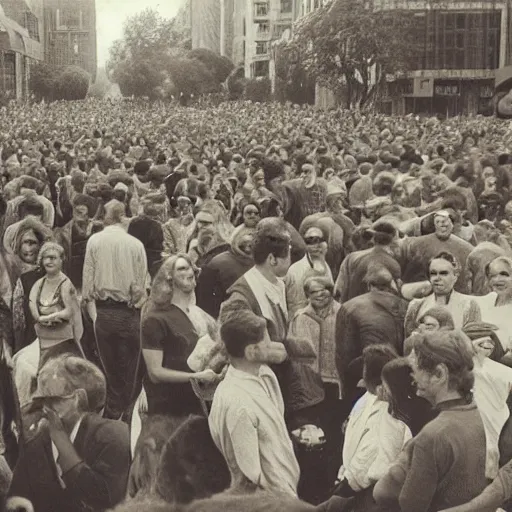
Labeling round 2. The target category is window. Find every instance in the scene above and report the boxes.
[253,60,269,77]
[307,0,312,13]
[24,11,40,41]
[58,9,82,30]
[281,0,293,13]
[417,11,500,70]
[257,22,270,35]
[314,0,321,8]
[1,51,16,93]
[256,41,268,54]
[254,2,269,17]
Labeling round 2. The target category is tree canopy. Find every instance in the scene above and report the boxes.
[107,8,233,100]
[281,0,419,108]
[30,63,90,101]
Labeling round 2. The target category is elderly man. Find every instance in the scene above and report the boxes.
[400,209,474,293]
[82,199,148,420]
[7,356,130,512]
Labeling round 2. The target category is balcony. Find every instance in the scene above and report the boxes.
[256,21,271,39]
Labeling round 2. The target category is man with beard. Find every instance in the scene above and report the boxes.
[54,194,97,293]
[401,210,474,293]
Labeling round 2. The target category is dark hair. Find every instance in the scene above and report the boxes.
[259,197,281,218]
[382,358,417,424]
[372,221,396,245]
[418,306,455,330]
[498,153,510,165]
[19,195,44,219]
[412,330,474,401]
[220,310,266,358]
[252,218,290,265]
[362,344,398,391]
[427,251,460,277]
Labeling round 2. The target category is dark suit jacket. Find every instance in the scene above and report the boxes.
[9,413,130,512]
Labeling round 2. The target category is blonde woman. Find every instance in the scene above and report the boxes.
[28,242,84,371]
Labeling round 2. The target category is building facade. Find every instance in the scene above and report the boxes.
[379,0,508,116]
[0,0,45,99]
[43,0,97,79]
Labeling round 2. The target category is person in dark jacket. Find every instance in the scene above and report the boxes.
[128,198,165,278]
[335,265,408,407]
[334,221,401,303]
[8,356,130,512]
[195,229,254,318]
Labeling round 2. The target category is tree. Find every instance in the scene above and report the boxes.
[29,63,90,101]
[160,57,217,98]
[286,0,419,109]
[55,66,90,100]
[227,66,245,100]
[244,78,271,102]
[88,68,113,99]
[29,62,56,101]
[187,48,234,83]
[107,8,190,98]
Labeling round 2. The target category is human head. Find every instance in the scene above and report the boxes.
[485,256,512,297]
[364,265,398,293]
[300,163,317,189]
[303,274,333,310]
[146,254,198,311]
[37,241,65,276]
[18,195,44,221]
[433,210,454,240]
[417,306,455,333]
[372,221,397,246]
[220,309,266,361]
[72,194,96,226]
[252,218,291,278]
[381,358,417,424]
[302,225,328,260]
[362,344,398,395]
[240,200,261,228]
[103,199,126,226]
[410,330,474,405]
[14,217,52,265]
[428,251,460,297]
[463,322,501,362]
[33,355,107,430]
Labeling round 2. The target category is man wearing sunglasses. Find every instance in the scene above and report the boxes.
[8,356,130,512]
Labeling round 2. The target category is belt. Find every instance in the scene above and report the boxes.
[95,298,130,308]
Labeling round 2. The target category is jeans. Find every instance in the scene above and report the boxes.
[94,303,142,420]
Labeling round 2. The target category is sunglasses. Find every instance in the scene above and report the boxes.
[305,236,325,245]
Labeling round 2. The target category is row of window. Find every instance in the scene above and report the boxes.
[412,11,501,70]
[254,0,295,17]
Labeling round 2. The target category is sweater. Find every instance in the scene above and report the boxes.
[397,400,487,512]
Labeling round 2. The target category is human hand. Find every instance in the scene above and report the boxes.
[138,388,148,415]
[193,369,220,383]
[41,405,67,442]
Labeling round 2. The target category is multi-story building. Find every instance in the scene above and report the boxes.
[43,0,97,79]
[380,0,507,115]
[0,0,45,99]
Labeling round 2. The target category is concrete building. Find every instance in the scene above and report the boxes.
[0,0,45,99]
[43,0,97,79]
[378,0,507,115]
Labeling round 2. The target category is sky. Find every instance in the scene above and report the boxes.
[96,0,184,68]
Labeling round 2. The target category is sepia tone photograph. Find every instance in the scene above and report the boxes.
[0,0,511,511]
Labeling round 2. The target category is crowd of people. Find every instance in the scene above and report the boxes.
[2,96,512,511]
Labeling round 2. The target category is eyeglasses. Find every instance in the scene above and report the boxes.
[305,236,324,245]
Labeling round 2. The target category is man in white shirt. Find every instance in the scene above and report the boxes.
[209,309,300,497]
[82,199,148,419]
